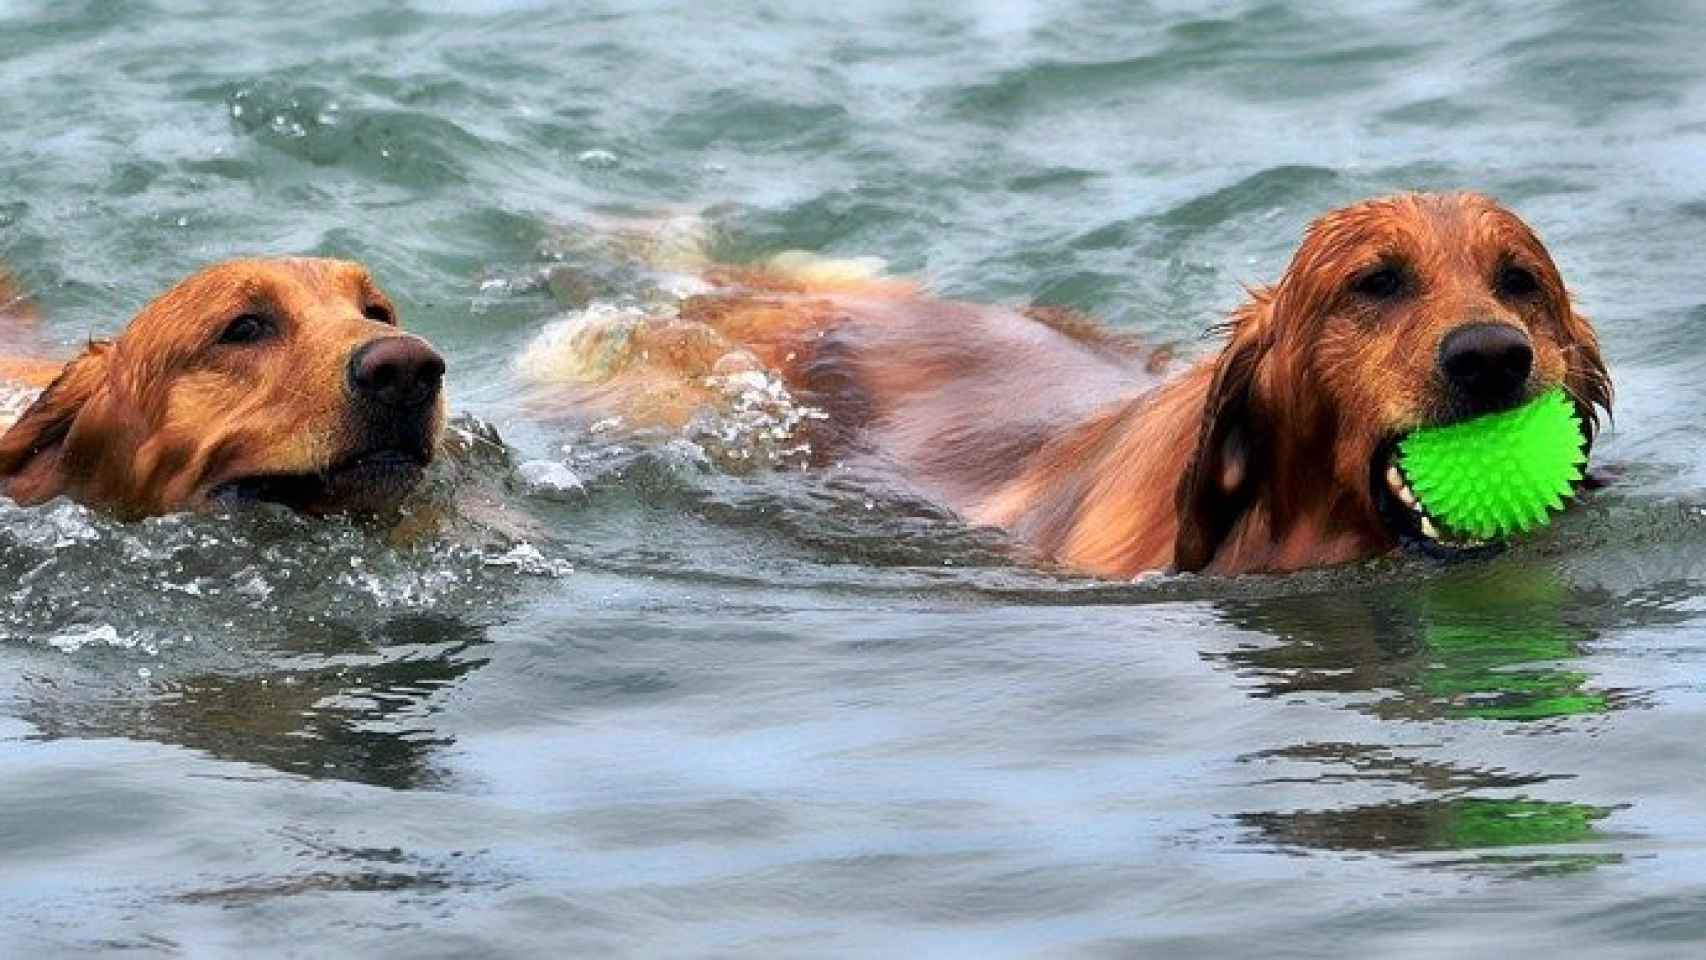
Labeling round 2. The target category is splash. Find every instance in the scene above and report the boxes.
[516,459,586,498]
[516,296,829,473]
[482,542,574,577]
[688,367,826,471]
[0,491,574,663]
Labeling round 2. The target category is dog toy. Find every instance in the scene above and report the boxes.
[1395,387,1586,541]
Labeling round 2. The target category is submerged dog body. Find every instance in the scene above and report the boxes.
[529,193,1611,577]
[0,259,447,518]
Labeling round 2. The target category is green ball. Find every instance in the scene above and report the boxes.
[1396,388,1587,541]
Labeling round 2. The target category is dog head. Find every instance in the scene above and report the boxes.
[1176,193,1611,571]
[0,258,446,518]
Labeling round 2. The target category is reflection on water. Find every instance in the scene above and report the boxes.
[1243,741,1563,793]
[173,828,480,907]
[1419,620,1604,723]
[1239,797,1616,853]
[1213,564,1662,722]
[21,613,491,790]
[1215,562,1682,867]
[0,411,573,790]
[1239,796,1627,881]
[8,0,1706,950]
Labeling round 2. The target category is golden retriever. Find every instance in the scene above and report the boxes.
[0,258,446,519]
[523,193,1611,577]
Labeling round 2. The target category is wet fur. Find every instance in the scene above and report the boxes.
[527,193,1611,578]
[0,259,445,518]
[0,270,56,388]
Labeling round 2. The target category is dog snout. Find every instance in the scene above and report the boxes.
[348,336,446,409]
[1438,322,1532,413]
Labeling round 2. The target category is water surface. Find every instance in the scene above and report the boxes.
[3,1,1706,956]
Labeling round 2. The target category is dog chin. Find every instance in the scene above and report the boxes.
[207,447,432,515]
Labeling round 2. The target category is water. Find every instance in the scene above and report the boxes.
[3,0,1706,955]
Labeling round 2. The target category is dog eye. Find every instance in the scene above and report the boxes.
[1350,266,1405,299]
[218,313,273,345]
[363,303,395,325]
[1497,265,1540,298]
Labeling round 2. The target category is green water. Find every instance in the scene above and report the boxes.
[4,1,1706,957]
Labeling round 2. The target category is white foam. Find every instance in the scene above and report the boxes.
[483,542,574,578]
[44,623,169,655]
[335,565,472,607]
[517,459,586,496]
[0,500,101,551]
[688,367,827,470]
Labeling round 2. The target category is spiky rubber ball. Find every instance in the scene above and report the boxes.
[1396,387,1586,541]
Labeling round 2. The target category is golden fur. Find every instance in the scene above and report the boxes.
[0,259,446,518]
[525,193,1611,577]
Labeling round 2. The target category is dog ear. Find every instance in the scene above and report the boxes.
[0,343,114,506]
[1173,302,1272,573]
[1561,307,1612,443]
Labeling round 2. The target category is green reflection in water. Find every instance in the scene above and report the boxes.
[1216,563,1624,724]
[1238,796,1625,877]
[1410,569,1604,722]
[1223,565,1637,868]
[1439,798,1609,849]
[1421,623,1605,721]
[1240,797,1615,853]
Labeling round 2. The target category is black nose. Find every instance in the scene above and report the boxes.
[348,336,445,408]
[1438,322,1532,411]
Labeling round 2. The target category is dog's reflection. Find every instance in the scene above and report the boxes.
[1211,565,1684,866]
[1211,565,1651,721]
[24,613,490,790]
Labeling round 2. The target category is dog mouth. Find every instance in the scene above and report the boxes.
[1370,439,1495,560]
[1369,411,1592,560]
[210,445,433,514]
